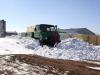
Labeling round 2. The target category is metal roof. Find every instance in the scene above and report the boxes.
[59,28,95,35]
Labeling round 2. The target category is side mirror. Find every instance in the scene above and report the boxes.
[55,25,57,30]
[34,28,36,31]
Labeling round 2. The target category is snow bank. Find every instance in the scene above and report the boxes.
[55,38,100,60]
[0,37,38,54]
[33,38,100,60]
[0,36,100,61]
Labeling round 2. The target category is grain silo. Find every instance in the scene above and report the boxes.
[0,20,6,37]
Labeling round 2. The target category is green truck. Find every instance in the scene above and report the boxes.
[22,24,61,46]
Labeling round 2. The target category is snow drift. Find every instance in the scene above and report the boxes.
[33,38,100,60]
[0,36,100,61]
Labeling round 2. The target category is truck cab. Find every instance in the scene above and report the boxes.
[34,24,60,46]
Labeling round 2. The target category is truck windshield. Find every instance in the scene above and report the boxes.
[40,25,56,31]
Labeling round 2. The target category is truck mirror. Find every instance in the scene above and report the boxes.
[34,28,36,31]
[55,25,57,30]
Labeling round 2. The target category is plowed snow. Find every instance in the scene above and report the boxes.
[0,36,100,60]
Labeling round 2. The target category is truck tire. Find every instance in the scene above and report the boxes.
[39,39,43,47]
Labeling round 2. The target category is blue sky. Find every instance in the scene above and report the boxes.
[0,0,100,34]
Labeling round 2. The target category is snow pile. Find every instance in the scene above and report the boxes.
[0,37,37,54]
[19,37,40,49]
[33,38,100,60]
[7,35,40,49]
[56,38,91,50]
[0,36,100,60]
[55,38,100,60]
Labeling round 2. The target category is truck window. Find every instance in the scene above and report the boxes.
[35,25,40,31]
[50,27,55,31]
[39,25,56,31]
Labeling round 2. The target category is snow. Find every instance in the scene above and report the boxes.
[0,37,37,54]
[87,67,100,70]
[32,38,100,60]
[0,36,100,61]
[55,38,100,60]
[0,55,68,75]
[86,61,100,65]
[0,55,44,75]
[95,46,100,50]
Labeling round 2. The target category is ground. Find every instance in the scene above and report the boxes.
[0,54,100,75]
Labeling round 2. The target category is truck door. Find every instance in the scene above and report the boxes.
[34,25,40,39]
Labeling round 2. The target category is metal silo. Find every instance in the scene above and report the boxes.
[0,20,6,37]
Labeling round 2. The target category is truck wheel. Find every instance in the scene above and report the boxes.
[39,40,43,47]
